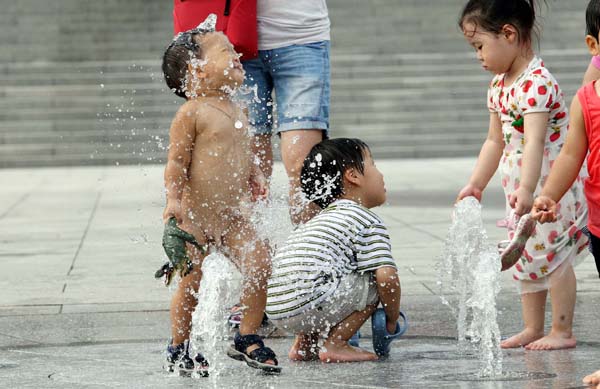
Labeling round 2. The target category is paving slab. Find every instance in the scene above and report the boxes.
[0,158,599,388]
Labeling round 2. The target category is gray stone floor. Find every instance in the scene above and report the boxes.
[1,158,599,388]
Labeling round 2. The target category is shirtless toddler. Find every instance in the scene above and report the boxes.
[159,17,279,375]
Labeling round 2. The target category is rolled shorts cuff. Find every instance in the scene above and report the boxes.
[277,120,329,135]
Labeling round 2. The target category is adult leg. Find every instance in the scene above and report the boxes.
[242,57,274,180]
[252,134,273,180]
[280,130,323,224]
[269,41,330,224]
[500,286,546,348]
[319,303,379,362]
[170,245,206,345]
[526,263,577,350]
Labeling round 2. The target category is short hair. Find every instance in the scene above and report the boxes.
[300,138,370,209]
[162,33,206,99]
[587,0,600,39]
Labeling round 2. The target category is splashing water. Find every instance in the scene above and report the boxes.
[438,197,502,377]
[190,252,240,381]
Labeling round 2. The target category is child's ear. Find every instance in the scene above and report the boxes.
[501,24,518,43]
[343,168,361,186]
[586,35,600,56]
[187,63,208,80]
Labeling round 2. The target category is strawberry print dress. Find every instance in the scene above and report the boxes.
[487,56,589,284]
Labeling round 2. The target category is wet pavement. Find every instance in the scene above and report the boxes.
[1,158,599,388]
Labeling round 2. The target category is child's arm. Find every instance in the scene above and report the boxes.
[508,112,548,215]
[163,105,197,223]
[532,97,588,223]
[457,113,504,201]
[374,266,401,331]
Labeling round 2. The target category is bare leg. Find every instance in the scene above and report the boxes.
[375,266,401,333]
[280,129,323,225]
[170,245,206,345]
[223,219,275,364]
[319,304,379,363]
[501,287,546,348]
[289,332,320,361]
[526,264,577,350]
[583,369,600,388]
[252,134,273,181]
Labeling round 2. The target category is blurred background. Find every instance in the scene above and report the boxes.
[0,0,590,167]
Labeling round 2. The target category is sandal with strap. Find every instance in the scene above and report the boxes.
[226,332,281,374]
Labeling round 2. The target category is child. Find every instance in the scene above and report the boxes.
[530,0,600,383]
[266,138,404,362]
[456,0,589,351]
[158,17,280,374]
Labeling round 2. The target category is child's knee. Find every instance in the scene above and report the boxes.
[241,241,272,280]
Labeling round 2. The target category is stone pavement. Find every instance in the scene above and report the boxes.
[0,158,599,388]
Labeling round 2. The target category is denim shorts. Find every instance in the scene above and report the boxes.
[241,41,330,135]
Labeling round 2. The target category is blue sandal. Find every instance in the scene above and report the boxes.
[226,333,281,374]
[371,308,408,357]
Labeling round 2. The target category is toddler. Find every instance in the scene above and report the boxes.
[158,16,279,374]
[456,0,588,350]
[266,138,404,362]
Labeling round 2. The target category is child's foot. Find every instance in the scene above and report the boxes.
[500,329,544,348]
[524,331,576,350]
[583,369,600,387]
[289,335,320,361]
[165,340,209,377]
[319,341,378,363]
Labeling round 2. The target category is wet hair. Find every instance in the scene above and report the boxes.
[459,0,542,44]
[587,0,600,39]
[300,138,370,209]
[162,32,206,99]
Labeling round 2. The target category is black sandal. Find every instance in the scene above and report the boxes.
[226,333,281,374]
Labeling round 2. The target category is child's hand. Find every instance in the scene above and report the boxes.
[163,201,183,224]
[531,196,557,223]
[249,166,268,202]
[456,184,483,203]
[509,187,533,216]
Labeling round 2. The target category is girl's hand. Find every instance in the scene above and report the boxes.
[531,196,557,223]
[456,183,483,203]
[509,187,533,216]
[249,166,268,202]
[163,201,183,224]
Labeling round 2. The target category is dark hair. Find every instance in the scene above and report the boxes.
[300,138,370,209]
[162,33,206,99]
[587,0,600,38]
[459,0,542,44]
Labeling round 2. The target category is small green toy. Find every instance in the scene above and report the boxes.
[155,217,207,286]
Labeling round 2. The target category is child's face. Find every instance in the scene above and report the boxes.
[359,152,386,208]
[462,22,518,75]
[193,32,245,89]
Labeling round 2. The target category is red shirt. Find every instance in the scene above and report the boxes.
[578,81,600,236]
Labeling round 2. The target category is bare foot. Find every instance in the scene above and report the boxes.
[583,369,600,388]
[289,335,320,361]
[525,331,576,351]
[319,341,378,363]
[500,329,544,349]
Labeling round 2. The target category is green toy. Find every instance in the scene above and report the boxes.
[155,217,207,286]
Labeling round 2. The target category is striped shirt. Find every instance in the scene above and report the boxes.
[266,199,397,320]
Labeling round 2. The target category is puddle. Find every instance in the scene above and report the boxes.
[428,371,556,382]
[0,363,18,369]
[411,350,477,360]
